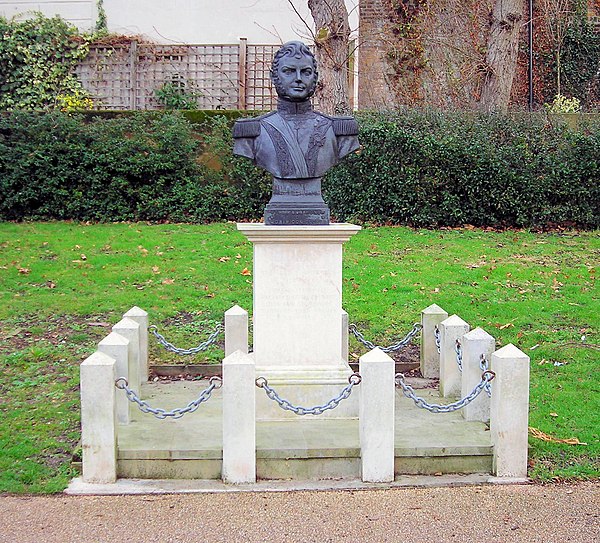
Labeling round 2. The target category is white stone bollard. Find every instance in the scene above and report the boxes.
[461,327,495,422]
[359,348,395,483]
[420,304,448,379]
[225,305,248,357]
[123,306,149,383]
[112,317,141,393]
[98,332,131,424]
[222,350,256,484]
[341,309,349,363]
[439,315,470,398]
[490,344,530,479]
[81,351,117,483]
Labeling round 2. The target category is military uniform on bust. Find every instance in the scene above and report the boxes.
[232,41,359,225]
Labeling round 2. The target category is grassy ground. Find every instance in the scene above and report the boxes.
[0,222,598,493]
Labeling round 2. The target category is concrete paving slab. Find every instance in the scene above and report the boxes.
[66,473,504,495]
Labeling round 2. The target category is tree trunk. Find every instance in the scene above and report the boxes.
[479,0,525,112]
[307,0,351,114]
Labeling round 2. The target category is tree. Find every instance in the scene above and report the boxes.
[479,0,526,112]
[305,0,352,114]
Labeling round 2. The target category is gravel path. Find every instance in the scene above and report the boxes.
[1,482,598,543]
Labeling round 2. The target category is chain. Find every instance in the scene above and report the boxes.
[434,325,441,354]
[255,373,362,416]
[395,370,495,413]
[480,354,492,397]
[348,323,422,353]
[149,322,223,355]
[115,376,222,419]
[455,339,463,372]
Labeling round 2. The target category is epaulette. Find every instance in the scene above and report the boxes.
[332,116,359,136]
[233,118,261,138]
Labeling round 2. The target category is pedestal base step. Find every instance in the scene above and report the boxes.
[115,381,492,480]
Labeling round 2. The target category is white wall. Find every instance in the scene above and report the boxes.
[0,1,96,29]
[103,0,358,44]
[0,0,358,44]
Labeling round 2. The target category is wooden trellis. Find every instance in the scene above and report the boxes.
[76,40,281,111]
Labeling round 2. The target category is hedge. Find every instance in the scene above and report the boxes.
[0,110,598,228]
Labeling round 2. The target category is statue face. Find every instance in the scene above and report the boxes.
[274,55,317,102]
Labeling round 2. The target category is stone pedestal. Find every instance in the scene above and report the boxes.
[238,223,361,419]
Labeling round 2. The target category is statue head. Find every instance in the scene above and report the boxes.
[270,41,318,103]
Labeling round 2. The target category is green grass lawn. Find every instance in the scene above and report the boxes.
[0,222,598,492]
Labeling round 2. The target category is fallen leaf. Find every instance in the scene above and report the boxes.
[75,244,81,249]
[236,254,242,259]
[219,256,231,262]
[549,412,558,417]
[530,344,540,350]
[529,427,587,445]
[162,278,175,285]
[87,322,111,327]
[499,323,514,329]
[152,266,160,274]
[18,267,30,274]
[80,254,87,261]
[240,267,252,276]
[46,281,56,289]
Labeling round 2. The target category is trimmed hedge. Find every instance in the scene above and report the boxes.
[324,111,600,228]
[0,110,598,228]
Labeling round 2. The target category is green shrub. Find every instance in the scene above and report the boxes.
[0,110,597,228]
[324,111,599,228]
[0,14,90,110]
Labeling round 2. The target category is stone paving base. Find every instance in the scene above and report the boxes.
[65,474,530,495]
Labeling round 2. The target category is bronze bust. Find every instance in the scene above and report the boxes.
[233,41,359,225]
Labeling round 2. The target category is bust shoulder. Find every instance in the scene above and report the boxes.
[319,113,359,136]
[232,112,274,139]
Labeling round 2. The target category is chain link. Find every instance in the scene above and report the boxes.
[348,323,422,353]
[115,376,222,419]
[255,373,361,416]
[434,325,441,354]
[455,339,463,372]
[480,354,492,397]
[395,370,495,413]
[149,322,223,355]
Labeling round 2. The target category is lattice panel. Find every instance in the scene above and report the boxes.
[76,45,132,110]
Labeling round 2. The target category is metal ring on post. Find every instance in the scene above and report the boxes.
[482,370,496,381]
[255,376,268,388]
[348,372,362,385]
[209,376,223,389]
[115,377,128,389]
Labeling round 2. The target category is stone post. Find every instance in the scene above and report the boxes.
[439,315,470,398]
[222,350,256,483]
[341,309,349,363]
[225,305,248,357]
[80,351,117,483]
[461,328,495,422]
[123,306,148,383]
[112,317,141,393]
[359,348,395,483]
[490,344,530,479]
[420,304,448,378]
[98,332,131,424]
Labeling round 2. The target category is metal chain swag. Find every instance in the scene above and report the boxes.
[395,370,495,413]
[434,325,441,354]
[149,322,223,355]
[455,339,463,372]
[256,373,362,416]
[115,376,222,419]
[349,323,422,353]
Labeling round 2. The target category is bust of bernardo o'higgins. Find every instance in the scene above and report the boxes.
[232,41,359,181]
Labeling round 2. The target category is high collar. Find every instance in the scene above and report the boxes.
[277,99,313,115]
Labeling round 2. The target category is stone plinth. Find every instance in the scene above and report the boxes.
[238,223,361,419]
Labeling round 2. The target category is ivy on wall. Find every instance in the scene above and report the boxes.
[0,13,91,110]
